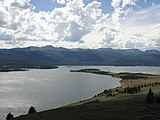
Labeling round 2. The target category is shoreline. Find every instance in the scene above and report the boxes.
[0,66,58,72]
[70,68,160,88]
[14,68,160,120]
[68,69,160,106]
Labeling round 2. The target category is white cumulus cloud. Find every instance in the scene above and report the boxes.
[0,0,159,50]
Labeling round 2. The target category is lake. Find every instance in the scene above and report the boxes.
[0,66,160,119]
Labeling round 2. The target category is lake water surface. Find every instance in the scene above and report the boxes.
[0,66,160,119]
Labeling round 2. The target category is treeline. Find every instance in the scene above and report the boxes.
[94,82,160,99]
[145,88,160,108]
[6,106,37,120]
[123,82,160,94]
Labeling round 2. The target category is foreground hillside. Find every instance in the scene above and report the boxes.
[14,86,160,120]
[1,46,160,67]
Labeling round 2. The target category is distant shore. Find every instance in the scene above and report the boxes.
[0,66,58,72]
[0,68,29,72]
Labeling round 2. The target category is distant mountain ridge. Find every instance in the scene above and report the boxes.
[0,46,160,67]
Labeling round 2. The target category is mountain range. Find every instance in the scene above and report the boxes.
[0,46,160,68]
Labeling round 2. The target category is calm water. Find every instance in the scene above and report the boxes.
[0,66,160,119]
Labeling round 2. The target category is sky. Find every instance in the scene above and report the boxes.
[0,0,160,50]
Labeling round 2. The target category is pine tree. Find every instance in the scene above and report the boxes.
[146,88,154,108]
[28,106,37,114]
[6,112,14,120]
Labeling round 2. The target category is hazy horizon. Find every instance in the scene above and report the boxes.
[0,45,160,52]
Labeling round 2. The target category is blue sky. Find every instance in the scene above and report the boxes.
[0,0,160,50]
[31,0,160,13]
[30,0,112,12]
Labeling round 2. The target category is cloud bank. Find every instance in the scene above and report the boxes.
[0,0,159,50]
